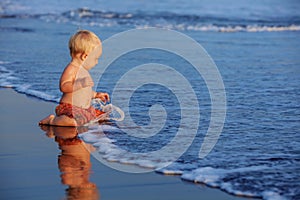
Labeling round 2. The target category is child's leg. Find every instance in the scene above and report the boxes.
[39,115,77,127]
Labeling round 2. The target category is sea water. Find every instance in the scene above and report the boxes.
[0,0,299,199]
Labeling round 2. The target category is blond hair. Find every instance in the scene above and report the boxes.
[68,30,100,57]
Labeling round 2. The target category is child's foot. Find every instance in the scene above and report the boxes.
[39,114,55,125]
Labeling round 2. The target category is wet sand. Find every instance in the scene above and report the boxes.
[0,88,251,200]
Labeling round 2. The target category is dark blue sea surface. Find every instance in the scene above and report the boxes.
[0,0,299,199]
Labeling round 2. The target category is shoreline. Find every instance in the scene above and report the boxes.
[0,88,254,200]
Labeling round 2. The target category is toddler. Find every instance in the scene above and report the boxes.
[39,30,109,126]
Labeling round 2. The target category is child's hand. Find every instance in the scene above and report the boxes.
[95,92,110,103]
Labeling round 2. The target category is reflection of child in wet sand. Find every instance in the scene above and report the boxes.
[42,125,100,200]
[39,30,109,126]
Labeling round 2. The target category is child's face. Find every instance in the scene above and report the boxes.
[83,44,102,70]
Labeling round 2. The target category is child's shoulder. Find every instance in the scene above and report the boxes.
[63,63,79,73]
[60,64,80,80]
[65,63,78,70]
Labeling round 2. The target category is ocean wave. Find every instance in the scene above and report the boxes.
[0,65,16,88]
[0,26,34,32]
[0,0,29,14]
[61,8,300,33]
[14,84,59,103]
[181,166,261,198]
[61,8,300,24]
[80,127,296,200]
[2,8,300,33]
[180,166,289,200]
[0,64,59,103]
[79,130,174,169]
[136,24,300,32]
[62,8,134,19]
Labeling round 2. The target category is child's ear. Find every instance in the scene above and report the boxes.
[80,53,88,61]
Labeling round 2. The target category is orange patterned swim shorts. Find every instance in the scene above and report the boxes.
[55,102,105,126]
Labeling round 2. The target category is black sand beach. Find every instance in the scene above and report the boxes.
[0,88,251,200]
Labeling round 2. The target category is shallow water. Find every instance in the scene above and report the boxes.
[1,1,300,199]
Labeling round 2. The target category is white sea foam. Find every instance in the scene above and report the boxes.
[0,65,15,88]
[0,0,29,13]
[262,191,287,200]
[80,130,180,170]
[29,7,300,33]
[14,84,59,102]
[180,166,288,200]
[137,24,300,33]
[156,169,183,175]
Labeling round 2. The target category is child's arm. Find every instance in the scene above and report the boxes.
[60,66,94,93]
